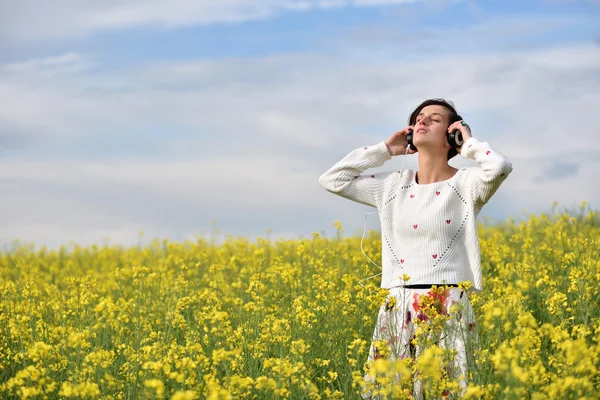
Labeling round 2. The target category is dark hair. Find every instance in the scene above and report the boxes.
[408,98,463,161]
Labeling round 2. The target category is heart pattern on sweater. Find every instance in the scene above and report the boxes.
[370,175,375,178]
[436,191,441,196]
[400,259,405,264]
[432,254,438,259]
[410,194,415,198]
[364,147,368,150]
[486,151,490,155]
[446,219,451,224]
[413,224,418,229]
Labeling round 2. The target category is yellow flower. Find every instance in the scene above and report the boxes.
[144,379,165,398]
[463,385,486,399]
[171,390,197,400]
[291,339,310,355]
[254,376,278,391]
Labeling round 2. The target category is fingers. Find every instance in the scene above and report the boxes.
[448,120,471,136]
[447,121,460,131]
[392,126,412,139]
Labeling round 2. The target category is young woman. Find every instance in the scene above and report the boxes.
[318,98,513,398]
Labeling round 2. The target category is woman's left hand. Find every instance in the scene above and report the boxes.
[448,120,473,153]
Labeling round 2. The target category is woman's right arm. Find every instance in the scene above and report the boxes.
[318,127,414,207]
[318,141,393,208]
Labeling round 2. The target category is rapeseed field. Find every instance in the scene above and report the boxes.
[1,203,599,399]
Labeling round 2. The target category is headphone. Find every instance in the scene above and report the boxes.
[405,123,465,151]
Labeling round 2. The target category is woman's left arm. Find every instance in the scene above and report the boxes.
[449,120,514,206]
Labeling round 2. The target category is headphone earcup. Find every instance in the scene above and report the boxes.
[407,129,417,151]
[448,129,464,148]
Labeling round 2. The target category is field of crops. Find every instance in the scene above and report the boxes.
[1,203,599,399]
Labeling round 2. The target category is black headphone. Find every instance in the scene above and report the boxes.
[406,123,464,151]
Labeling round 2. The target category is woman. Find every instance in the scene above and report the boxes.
[318,98,512,398]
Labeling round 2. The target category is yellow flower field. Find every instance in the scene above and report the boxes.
[1,202,599,399]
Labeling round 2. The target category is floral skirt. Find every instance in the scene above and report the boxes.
[361,285,479,399]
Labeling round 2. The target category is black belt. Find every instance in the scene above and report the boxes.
[402,284,459,289]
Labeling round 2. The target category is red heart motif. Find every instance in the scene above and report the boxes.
[370,175,375,178]
[400,259,405,264]
[446,219,451,224]
[436,191,441,196]
[364,147,368,150]
[413,224,418,229]
[486,151,490,155]
[432,254,438,259]
[410,194,415,198]
[468,144,472,148]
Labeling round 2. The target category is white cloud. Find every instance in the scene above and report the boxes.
[1,0,424,43]
[1,38,599,248]
[3,53,93,75]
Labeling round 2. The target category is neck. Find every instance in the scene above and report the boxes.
[416,152,456,184]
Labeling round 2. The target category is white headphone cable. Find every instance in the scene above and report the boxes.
[358,145,411,287]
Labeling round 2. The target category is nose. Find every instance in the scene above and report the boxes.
[416,116,431,126]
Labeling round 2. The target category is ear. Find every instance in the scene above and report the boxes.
[443,137,452,149]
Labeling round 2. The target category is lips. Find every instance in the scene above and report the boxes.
[416,129,427,134]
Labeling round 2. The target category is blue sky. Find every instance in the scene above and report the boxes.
[1,0,599,249]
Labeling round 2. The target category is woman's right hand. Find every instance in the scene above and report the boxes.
[385,126,417,156]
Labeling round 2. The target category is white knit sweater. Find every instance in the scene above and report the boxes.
[318,137,513,292]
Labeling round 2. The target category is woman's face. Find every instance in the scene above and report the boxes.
[413,105,452,150]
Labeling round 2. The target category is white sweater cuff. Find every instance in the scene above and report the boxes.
[373,140,393,160]
[459,137,479,159]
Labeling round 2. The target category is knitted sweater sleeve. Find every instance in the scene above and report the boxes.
[318,141,392,208]
[460,137,513,206]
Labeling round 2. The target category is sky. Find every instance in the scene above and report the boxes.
[1,0,599,250]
